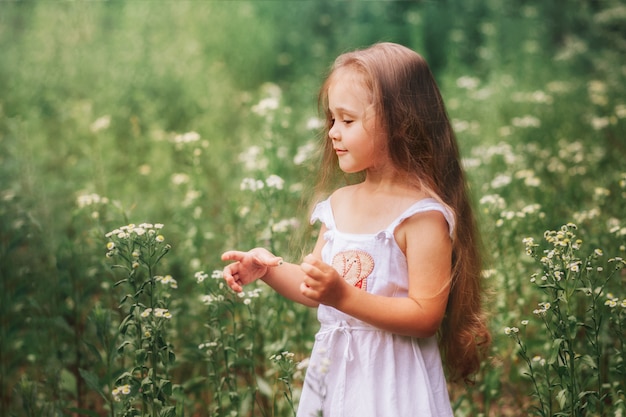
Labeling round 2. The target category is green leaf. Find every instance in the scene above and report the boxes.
[547,338,563,365]
[156,334,167,348]
[556,388,569,409]
[181,376,207,391]
[578,390,598,400]
[114,278,128,287]
[159,406,177,417]
[119,315,134,334]
[256,375,273,397]
[555,364,569,378]
[159,379,172,396]
[78,368,106,399]
[117,340,132,353]
[135,348,147,363]
[116,371,133,384]
[82,340,103,362]
[119,293,133,305]
[581,354,597,370]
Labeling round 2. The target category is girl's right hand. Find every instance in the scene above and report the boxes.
[221,248,283,293]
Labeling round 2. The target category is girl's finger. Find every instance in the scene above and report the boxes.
[303,254,329,274]
[303,253,318,264]
[300,281,314,299]
[301,260,326,281]
[221,250,247,262]
[300,261,314,277]
[223,268,243,292]
[222,266,235,282]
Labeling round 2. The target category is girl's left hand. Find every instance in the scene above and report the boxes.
[221,248,283,293]
[299,254,347,307]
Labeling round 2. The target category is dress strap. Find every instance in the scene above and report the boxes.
[310,198,336,230]
[387,198,455,238]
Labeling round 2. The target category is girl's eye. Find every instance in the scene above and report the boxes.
[329,117,353,125]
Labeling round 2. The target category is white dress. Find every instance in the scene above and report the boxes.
[296,198,455,417]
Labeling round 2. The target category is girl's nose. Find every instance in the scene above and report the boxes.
[329,124,340,141]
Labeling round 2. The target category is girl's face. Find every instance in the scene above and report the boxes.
[327,70,388,174]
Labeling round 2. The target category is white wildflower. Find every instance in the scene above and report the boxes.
[265,174,285,190]
[590,116,610,130]
[272,218,300,233]
[252,97,280,116]
[490,174,512,189]
[456,76,480,90]
[305,117,324,130]
[294,141,317,165]
[504,327,519,335]
[173,131,201,144]
[512,115,541,128]
[171,173,190,185]
[195,271,209,283]
[240,177,265,192]
[90,115,111,133]
[111,384,131,402]
[77,193,109,208]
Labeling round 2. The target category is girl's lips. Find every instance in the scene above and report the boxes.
[334,148,347,155]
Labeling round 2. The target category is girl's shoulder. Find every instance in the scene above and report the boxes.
[327,184,358,205]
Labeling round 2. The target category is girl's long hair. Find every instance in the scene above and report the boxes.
[316,42,491,383]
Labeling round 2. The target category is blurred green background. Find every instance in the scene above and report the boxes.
[1,1,625,416]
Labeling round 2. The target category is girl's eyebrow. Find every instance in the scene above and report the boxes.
[329,106,358,115]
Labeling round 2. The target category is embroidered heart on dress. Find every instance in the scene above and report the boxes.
[332,250,375,291]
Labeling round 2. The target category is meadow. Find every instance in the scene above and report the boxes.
[0,1,625,416]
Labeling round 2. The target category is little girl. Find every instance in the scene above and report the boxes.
[222,42,490,416]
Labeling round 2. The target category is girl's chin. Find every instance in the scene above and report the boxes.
[339,168,364,175]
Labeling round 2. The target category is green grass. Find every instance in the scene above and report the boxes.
[1,1,625,416]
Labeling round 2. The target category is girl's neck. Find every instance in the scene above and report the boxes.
[332,179,428,234]
[360,167,421,196]
[349,180,427,207]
